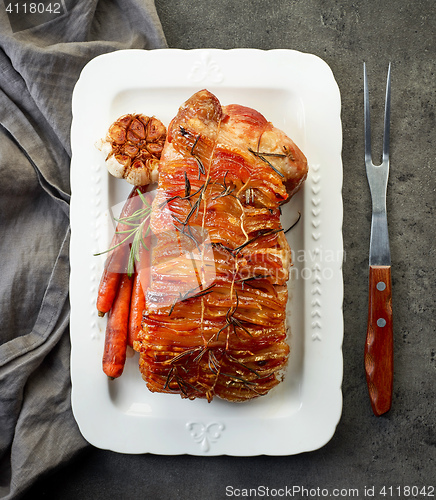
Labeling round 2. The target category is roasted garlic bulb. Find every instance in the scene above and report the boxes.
[99,114,166,186]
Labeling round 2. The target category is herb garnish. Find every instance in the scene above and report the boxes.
[284,211,301,234]
[93,188,152,277]
[212,171,236,200]
[168,282,216,316]
[248,147,285,177]
[215,290,252,340]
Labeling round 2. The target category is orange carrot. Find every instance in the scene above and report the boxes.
[127,193,154,346]
[96,185,147,316]
[102,273,134,379]
[128,271,145,348]
[96,271,122,317]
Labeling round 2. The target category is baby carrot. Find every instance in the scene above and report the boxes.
[96,185,147,315]
[128,193,154,346]
[102,273,134,379]
[128,271,145,348]
[96,270,122,317]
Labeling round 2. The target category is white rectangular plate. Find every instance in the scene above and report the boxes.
[70,48,343,455]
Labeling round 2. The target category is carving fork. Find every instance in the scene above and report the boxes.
[364,63,393,416]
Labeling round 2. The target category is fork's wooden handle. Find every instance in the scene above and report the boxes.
[365,265,393,416]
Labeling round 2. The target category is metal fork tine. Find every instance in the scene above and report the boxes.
[383,63,392,163]
[365,63,392,167]
[363,62,372,165]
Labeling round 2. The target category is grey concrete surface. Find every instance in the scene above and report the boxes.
[27,0,435,498]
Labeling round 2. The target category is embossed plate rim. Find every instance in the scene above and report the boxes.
[70,48,343,456]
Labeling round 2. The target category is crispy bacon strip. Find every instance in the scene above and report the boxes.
[134,90,308,402]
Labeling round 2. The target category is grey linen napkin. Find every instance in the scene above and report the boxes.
[0,2,167,498]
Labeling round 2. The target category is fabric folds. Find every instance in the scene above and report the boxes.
[0,2,167,498]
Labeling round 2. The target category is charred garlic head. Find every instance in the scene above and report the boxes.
[98,114,166,186]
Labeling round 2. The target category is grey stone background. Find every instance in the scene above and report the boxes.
[28,0,435,498]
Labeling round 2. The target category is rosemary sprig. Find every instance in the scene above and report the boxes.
[190,133,200,155]
[164,366,190,395]
[127,219,151,277]
[189,132,206,178]
[179,127,206,179]
[282,145,295,161]
[215,290,252,339]
[168,346,204,365]
[209,229,283,258]
[164,365,202,395]
[163,366,175,390]
[219,371,258,386]
[166,343,265,393]
[226,353,261,379]
[254,151,287,158]
[93,189,152,277]
[174,176,211,228]
[210,242,235,254]
[207,349,221,374]
[172,222,202,252]
[231,227,284,256]
[184,194,202,226]
[194,154,206,178]
[168,282,216,316]
[284,211,301,234]
[184,171,191,198]
[159,183,203,209]
[179,126,190,138]
[206,349,263,389]
[212,171,236,200]
[248,147,285,178]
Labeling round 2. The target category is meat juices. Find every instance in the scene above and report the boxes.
[134,90,308,402]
